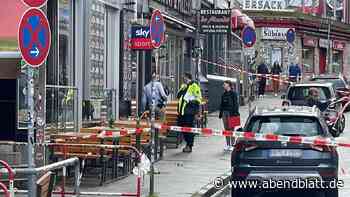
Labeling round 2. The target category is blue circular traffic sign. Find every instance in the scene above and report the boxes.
[286,28,295,43]
[150,9,165,49]
[18,8,51,67]
[242,26,256,48]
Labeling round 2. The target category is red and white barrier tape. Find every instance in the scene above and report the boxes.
[200,59,297,84]
[157,124,350,148]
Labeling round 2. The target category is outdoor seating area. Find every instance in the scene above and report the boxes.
[7,100,207,187]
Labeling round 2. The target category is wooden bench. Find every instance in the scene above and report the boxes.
[36,171,55,197]
[50,133,132,186]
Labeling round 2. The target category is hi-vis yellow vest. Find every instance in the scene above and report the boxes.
[177,82,202,116]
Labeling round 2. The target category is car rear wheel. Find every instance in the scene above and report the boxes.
[324,189,338,197]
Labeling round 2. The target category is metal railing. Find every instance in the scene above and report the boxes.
[0,142,142,197]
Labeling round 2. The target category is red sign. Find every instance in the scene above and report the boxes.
[303,36,317,47]
[150,9,165,49]
[21,0,48,7]
[333,40,346,50]
[231,9,242,31]
[130,38,153,50]
[18,8,51,67]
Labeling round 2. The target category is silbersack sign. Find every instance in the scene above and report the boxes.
[261,27,293,40]
[200,9,231,34]
[243,0,287,10]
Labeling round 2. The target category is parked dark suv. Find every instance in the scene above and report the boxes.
[231,106,339,197]
[282,82,345,137]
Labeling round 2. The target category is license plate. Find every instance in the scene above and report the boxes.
[270,149,302,158]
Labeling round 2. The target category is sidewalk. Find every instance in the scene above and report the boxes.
[78,95,282,197]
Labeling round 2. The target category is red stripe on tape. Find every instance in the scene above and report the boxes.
[289,136,302,144]
[181,127,193,133]
[136,128,142,134]
[265,134,278,141]
[120,129,128,136]
[161,125,170,130]
[243,132,255,139]
[222,130,233,136]
[313,138,327,146]
[338,143,350,148]
[202,128,213,135]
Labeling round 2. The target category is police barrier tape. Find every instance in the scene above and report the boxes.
[83,123,350,149]
[199,58,300,84]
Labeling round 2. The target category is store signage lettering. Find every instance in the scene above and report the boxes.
[200,9,231,34]
[261,27,292,40]
[136,28,149,37]
[243,0,287,10]
[130,26,152,50]
[154,0,192,15]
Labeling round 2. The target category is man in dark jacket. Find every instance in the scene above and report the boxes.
[289,62,301,82]
[257,61,269,98]
[219,80,240,151]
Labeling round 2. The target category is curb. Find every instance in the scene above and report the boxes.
[191,171,231,197]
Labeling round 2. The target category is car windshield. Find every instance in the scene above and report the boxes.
[288,86,331,101]
[246,116,322,137]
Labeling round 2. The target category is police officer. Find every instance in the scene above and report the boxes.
[177,73,202,153]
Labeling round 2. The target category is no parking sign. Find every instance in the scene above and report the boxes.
[18,8,51,67]
[150,9,165,49]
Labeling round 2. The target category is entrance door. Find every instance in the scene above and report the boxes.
[319,48,327,74]
[0,79,16,141]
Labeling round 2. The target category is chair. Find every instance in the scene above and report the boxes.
[36,171,55,197]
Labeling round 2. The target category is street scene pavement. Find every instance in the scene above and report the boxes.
[75,95,350,197]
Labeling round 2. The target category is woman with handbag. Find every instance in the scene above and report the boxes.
[219,80,240,151]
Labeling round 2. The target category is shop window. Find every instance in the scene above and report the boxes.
[332,50,343,73]
[46,0,77,132]
[59,0,74,86]
[302,48,315,73]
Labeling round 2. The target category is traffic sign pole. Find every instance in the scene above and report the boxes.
[18,2,50,196]
[25,65,36,197]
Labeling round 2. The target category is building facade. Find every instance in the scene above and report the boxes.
[235,0,350,79]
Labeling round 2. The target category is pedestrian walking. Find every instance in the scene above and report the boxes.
[177,73,202,153]
[141,72,168,120]
[271,61,282,97]
[257,61,269,98]
[288,62,301,83]
[219,80,240,151]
